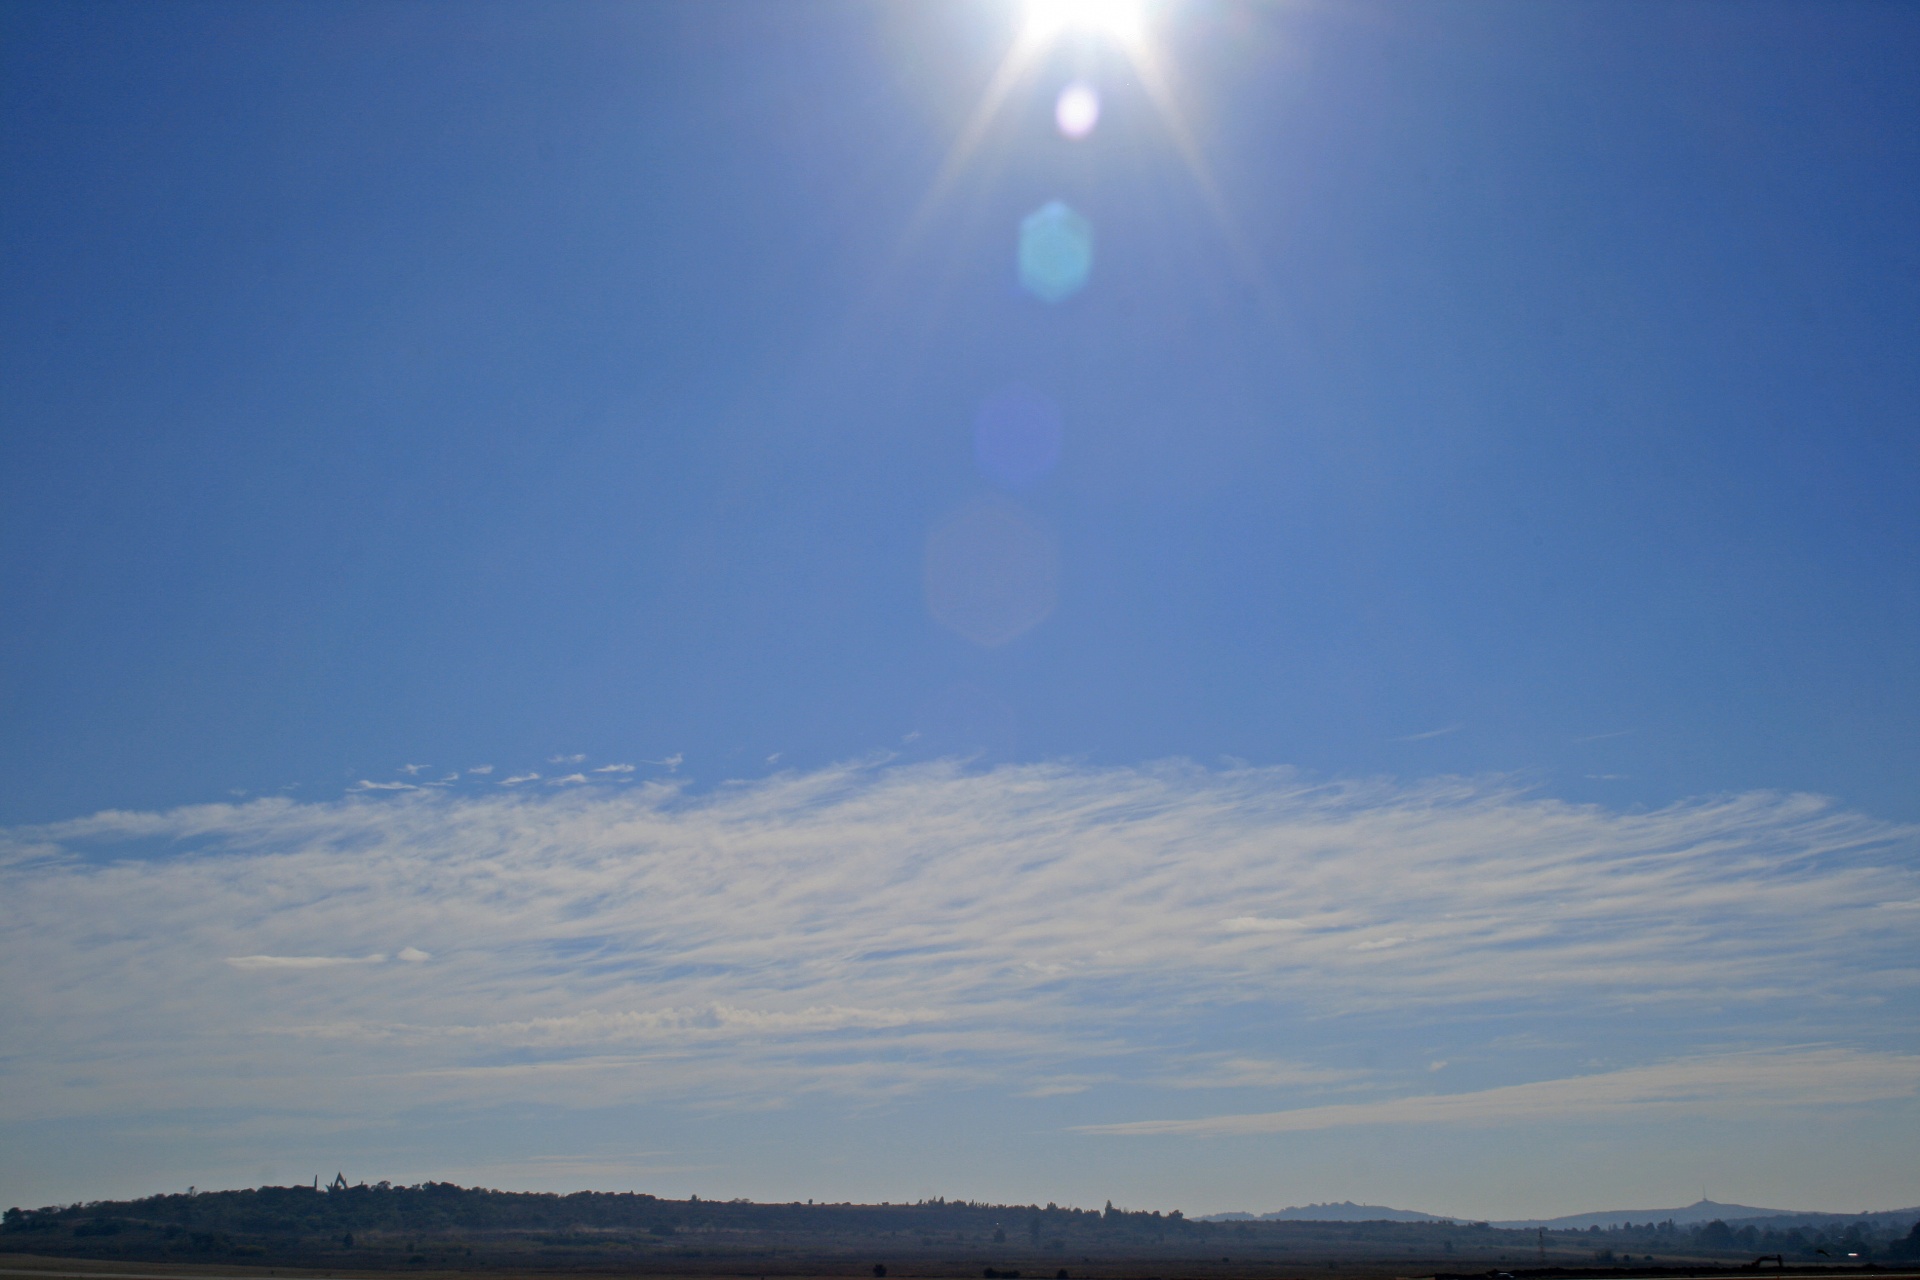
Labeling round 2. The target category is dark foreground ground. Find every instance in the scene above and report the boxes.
[3,1253,1918,1280]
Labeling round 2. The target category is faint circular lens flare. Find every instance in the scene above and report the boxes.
[924,501,1060,648]
[975,385,1063,489]
[1022,0,1148,45]
[1055,80,1100,138]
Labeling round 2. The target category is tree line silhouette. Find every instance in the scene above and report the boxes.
[5,1183,1914,1271]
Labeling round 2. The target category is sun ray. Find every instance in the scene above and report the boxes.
[888,1,1263,301]
[1124,36,1266,288]
[894,20,1053,258]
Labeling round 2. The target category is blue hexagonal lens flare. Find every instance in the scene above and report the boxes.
[1017,200,1093,303]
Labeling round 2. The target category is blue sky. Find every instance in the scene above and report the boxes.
[1,0,1916,1216]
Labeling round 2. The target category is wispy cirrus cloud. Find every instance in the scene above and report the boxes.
[284,1003,936,1047]
[1154,1055,1363,1091]
[224,953,387,970]
[0,761,1913,1133]
[1074,1047,1920,1136]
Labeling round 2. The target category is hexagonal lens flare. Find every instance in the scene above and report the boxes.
[1018,200,1093,303]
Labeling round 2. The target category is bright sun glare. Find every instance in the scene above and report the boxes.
[1022,0,1148,45]
[907,0,1249,281]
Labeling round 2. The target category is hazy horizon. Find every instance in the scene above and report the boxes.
[14,1176,1918,1228]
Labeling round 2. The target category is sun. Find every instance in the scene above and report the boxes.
[901,0,1253,277]
[1020,0,1149,47]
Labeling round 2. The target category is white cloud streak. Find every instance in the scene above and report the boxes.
[1074,1047,1920,1135]
[225,954,386,970]
[0,762,1913,1129]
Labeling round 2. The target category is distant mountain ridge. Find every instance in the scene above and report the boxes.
[1496,1199,1842,1229]
[1200,1202,1445,1223]
[1201,1198,1920,1229]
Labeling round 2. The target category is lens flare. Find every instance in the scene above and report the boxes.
[924,501,1060,648]
[1055,80,1100,139]
[1018,201,1093,303]
[975,385,1063,489]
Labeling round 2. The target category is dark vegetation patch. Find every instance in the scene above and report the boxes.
[2,1185,1914,1275]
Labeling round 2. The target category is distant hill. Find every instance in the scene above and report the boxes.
[1201,1202,1446,1223]
[1205,1198,1920,1231]
[1494,1199,1854,1229]
[9,1181,1912,1273]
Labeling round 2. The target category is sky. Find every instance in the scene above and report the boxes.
[1,0,1917,1218]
